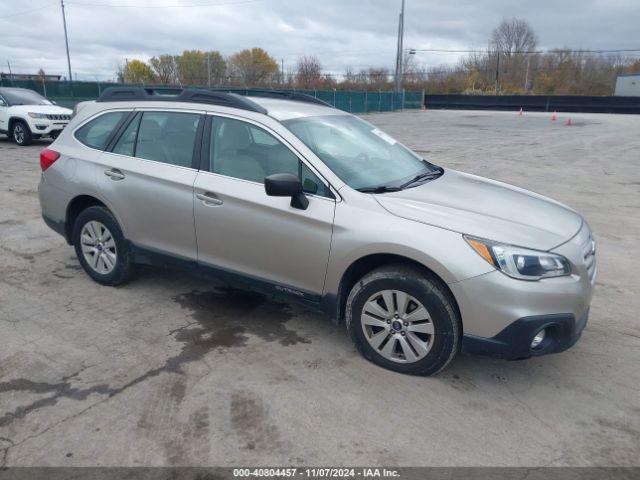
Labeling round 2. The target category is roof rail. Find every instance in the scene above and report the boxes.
[96,87,268,114]
[242,89,333,107]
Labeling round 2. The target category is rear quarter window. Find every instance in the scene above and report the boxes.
[74,111,127,150]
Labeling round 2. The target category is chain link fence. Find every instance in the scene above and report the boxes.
[0,79,424,113]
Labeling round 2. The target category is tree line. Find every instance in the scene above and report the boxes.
[118,19,639,95]
[410,18,640,95]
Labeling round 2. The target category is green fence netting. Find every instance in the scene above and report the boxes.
[0,79,423,113]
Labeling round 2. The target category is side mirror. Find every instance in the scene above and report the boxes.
[265,173,309,210]
[0,99,6,107]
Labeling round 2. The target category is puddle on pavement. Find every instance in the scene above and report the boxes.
[172,287,311,351]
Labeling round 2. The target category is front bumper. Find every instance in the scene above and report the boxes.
[29,119,68,135]
[462,309,589,359]
[450,221,595,360]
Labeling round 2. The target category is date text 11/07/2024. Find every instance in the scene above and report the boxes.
[232,468,401,478]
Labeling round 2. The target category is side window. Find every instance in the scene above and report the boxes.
[75,111,127,150]
[301,163,331,197]
[136,111,200,167]
[112,112,140,156]
[210,117,298,183]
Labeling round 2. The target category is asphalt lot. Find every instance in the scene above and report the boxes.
[1,109,639,467]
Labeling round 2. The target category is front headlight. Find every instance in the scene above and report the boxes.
[464,235,571,281]
[28,112,47,119]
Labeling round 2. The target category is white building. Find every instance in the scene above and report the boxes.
[614,73,640,96]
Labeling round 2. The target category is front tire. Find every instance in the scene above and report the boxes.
[346,265,460,375]
[12,121,32,146]
[73,206,134,286]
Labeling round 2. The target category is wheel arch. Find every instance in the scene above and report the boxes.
[8,116,29,134]
[326,253,461,328]
[65,195,109,244]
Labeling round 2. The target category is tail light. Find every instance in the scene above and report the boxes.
[40,149,60,171]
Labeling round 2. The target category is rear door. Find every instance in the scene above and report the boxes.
[193,114,335,297]
[96,109,204,260]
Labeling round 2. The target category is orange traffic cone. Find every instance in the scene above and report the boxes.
[566,118,572,126]
[551,110,557,121]
[518,107,523,116]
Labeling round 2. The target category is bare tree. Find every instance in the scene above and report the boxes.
[490,17,537,56]
[296,55,322,88]
[490,18,538,92]
[364,67,391,89]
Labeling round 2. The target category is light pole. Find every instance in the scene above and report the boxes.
[394,0,406,92]
[60,0,73,86]
[494,52,500,95]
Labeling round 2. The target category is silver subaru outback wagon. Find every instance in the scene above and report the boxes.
[38,87,596,375]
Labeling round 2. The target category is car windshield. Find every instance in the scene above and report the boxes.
[282,114,440,190]
[1,89,52,106]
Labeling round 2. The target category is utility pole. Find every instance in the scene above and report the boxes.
[6,61,13,84]
[207,52,211,88]
[394,0,406,93]
[524,55,530,91]
[494,52,500,95]
[281,59,284,85]
[60,0,73,86]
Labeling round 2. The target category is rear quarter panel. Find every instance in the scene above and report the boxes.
[39,112,124,231]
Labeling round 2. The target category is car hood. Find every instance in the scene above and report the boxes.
[9,104,72,115]
[374,169,582,250]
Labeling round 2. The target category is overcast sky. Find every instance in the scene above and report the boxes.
[1,0,638,81]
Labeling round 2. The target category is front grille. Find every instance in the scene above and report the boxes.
[580,231,596,281]
[46,114,70,121]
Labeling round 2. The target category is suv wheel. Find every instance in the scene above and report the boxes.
[12,121,32,146]
[346,265,460,375]
[73,206,134,285]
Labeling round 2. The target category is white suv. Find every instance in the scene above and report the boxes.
[0,87,72,146]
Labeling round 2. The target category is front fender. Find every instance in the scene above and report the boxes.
[324,199,494,297]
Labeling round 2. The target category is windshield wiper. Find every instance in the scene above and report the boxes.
[400,167,444,189]
[356,185,403,194]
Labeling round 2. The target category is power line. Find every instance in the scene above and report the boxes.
[65,0,263,8]
[0,2,58,19]
[410,47,640,54]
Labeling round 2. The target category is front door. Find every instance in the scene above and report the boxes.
[0,95,8,133]
[193,115,335,297]
[96,109,203,260]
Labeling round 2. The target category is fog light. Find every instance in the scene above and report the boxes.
[531,329,546,349]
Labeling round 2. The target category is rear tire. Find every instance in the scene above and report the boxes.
[72,206,134,286]
[12,121,32,146]
[346,264,460,375]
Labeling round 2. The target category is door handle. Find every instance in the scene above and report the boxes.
[104,169,125,181]
[196,192,223,206]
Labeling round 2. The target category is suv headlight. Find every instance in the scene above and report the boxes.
[464,235,571,281]
[28,112,47,119]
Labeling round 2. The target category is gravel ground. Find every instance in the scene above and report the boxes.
[0,109,639,467]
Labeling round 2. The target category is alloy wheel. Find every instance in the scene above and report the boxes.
[80,221,117,275]
[361,289,434,363]
[14,124,25,144]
